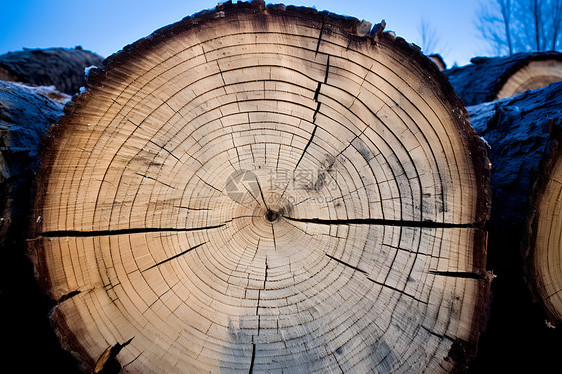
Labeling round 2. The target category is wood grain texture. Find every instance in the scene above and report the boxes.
[445,52,562,106]
[30,2,491,373]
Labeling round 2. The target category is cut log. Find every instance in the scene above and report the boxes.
[0,81,81,372]
[466,81,562,372]
[429,54,446,71]
[0,47,103,95]
[445,52,562,106]
[29,2,491,373]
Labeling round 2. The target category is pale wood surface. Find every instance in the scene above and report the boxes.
[445,52,562,106]
[531,153,562,324]
[496,59,562,99]
[30,2,491,373]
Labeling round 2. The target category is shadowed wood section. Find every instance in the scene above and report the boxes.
[0,81,81,372]
[467,81,562,372]
[30,2,491,373]
[0,47,103,95]
[530,151,562,325]
[445,52,562,106]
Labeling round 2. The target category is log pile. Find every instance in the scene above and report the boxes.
[466,81,562,373]
[445,52,562,106]
[22,2,492,373]
[9,2,562,374]
[0,81,80,372]
[0,47,103,95]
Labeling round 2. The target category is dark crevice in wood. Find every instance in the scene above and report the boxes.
[429,270,486,280]
[58,290,81,304]
[39,224,224,238]
[313,81,322,102]
[93,337,134,374]
[314,18,326,56]
[325,254,367,274]
[323,55,330,84]
[283,216,479,229]
[248,343,256,374]
[294,123,318,170]
[143,242,206,272]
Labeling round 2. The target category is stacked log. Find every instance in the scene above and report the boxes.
[445,52,562,106]
[0,81,80,372]
[0,47,103,95]
[26,1,492,373]
[466,81,562,373]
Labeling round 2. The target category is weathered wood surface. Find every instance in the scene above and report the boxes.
[466,81,562,373]
[0,47,103,95]
[0,81,80,372]
[29,2,491,373]
[445,52,562,106]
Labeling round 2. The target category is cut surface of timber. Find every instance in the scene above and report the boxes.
[530,149,562,325]
[466,81,562,372]
[445,52,562,106]
[0,47,103,95]
[30,2,491,373]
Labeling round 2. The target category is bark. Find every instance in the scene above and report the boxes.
[0,47,103,95]
[0,81,81,372]
[28,2,491,373]
[445,51,562,106]
[466,81,562,373]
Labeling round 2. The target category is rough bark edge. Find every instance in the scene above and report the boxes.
[0,47,104,95]
[29,1,492,371]
[445,52,562,106]
[523,125,562,326]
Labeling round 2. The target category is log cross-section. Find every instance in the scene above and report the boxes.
[29,2,491,373]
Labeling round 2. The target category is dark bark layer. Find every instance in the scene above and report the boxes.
[445,52,562,106]
[0,47,103,95]
[466,81,562,373]
[0,81,80,372]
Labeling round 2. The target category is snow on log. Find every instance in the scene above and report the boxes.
[28,2,491,373]
[446,52,562,106]
[0,47,103,95]
[467,81,562,372]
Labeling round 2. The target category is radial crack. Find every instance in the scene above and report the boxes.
[249,343,256,374]
[326,254,367,274]
[283,216,478,229]
[429,270,486,280]
[39,224,225,238]
[143,242,206,272]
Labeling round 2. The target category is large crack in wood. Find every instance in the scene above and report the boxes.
[248,343,256,374]
[39,224,225,238]
[428,270,486,280]
[283,216,480,229]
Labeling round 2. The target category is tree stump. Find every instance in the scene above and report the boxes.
[29,2,491,373]
[445,52,562,106]
[0,47,103,95]
[467,81,562,372]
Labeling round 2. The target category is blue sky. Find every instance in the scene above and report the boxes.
[0,1,486,67]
